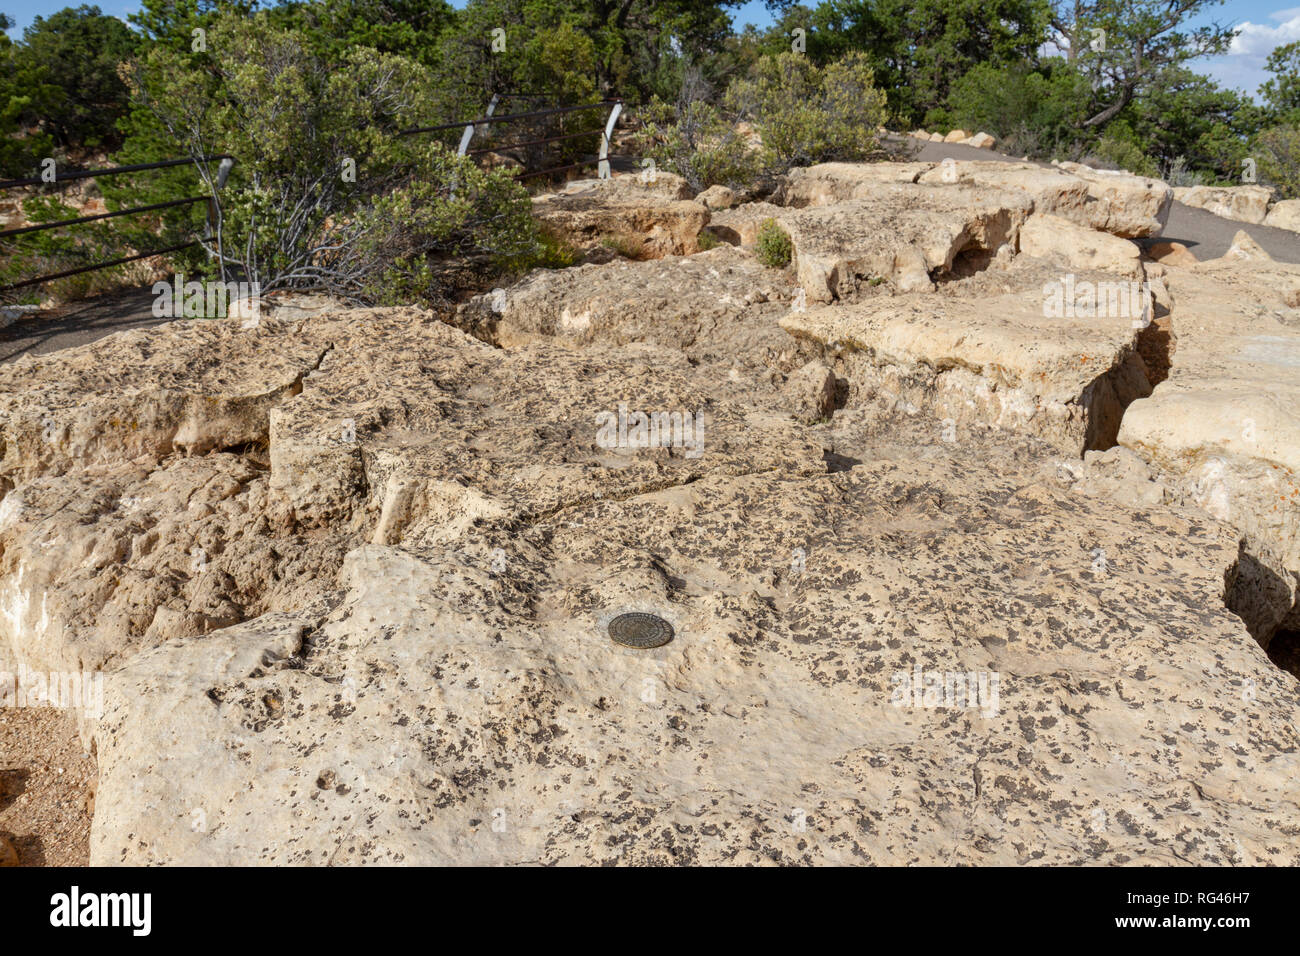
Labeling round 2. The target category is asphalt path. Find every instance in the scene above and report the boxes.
[0,285,165,365]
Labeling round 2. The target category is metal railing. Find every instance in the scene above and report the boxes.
[0,94,625,298]
[402,96,624,181]
[0,155,232,295]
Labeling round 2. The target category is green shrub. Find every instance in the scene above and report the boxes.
[1253,125,1300,200]
[636,52,888,190]
[125,10,536,302]
[505,228,581,272]
[0,193,147,306]
[1086,134,1160,178]
[1163,155,1207,188]
[755,218,791,268]
[633,66,762,192]
[726,51,887,173]
[935,59,1090,157]
[600,235,649,260]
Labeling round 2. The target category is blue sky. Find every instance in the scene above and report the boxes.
[3,0,1294,100]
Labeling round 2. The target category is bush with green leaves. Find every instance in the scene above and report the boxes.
[633,66,761,192]
[0,193,148,305]
[124,11,537,302]
[726,51,886,174]
[1084,126,1160,178]
[755,218,791,268]
[1253,126,1300,200]
[933,59,1091,157]
[635,51,887,190]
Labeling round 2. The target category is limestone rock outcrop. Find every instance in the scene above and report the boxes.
[532,179,708,258]
[1264,199,1300,232]
[1118,257,1300,646]
[1174,185,1273,225]
[1019,212,1143,278]
[780,257,1155,454]
[4,155,1299,869]
[82,379,1300,866]
[776,182,1032,301]
[453,246,802,371]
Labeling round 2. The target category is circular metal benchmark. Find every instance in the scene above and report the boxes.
[608,612,674,649]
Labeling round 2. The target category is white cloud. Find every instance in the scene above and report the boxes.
[1228,14,1300,57]
[1189,9,1300,100]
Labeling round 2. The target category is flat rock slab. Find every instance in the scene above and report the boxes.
[1054,162,1174,238]
[532,185,708,258]
[86,410,1300,865]
[781,258,1152,453]
[1174,185,1273,225]
[0,316,329,482]
[454,246,801,371]
[790,160,1171,239]
[775,183,1033,301]
[780,162,936,205]
[0,308,823,695]
[1020,212,1143,277]
[1118,259,1300,642]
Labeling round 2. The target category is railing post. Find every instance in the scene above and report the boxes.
[203,157,235,241]
[205,157,235,283]
[598,100,622,180]
[458,93,500,158]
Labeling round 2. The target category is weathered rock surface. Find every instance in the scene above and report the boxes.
[779,162,934,206]
[781,257,1155,453]
[1174,185,1273,225]
[706,201,786,246]
[453,246,803,372]
[1019,213,1142,277]
[913,160,1172,238]
[776,183,1032,301]
[85,389,1300,866]
[563,171,694,202]
[4,158,1299,869]
[1054,163,1174,238]
[695,184,738,210]
[532,181,708,258]
[1118,258,1300,646]
[1146,240,1199,267]
[1264,199,1300,232]
[781,360,837,424]
[2,306,823,686]
[1223,229,1273,263]
[0,317,328,484]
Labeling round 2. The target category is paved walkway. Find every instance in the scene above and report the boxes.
[0,286,166,365]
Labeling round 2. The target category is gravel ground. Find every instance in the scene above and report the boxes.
[0,706,95,866]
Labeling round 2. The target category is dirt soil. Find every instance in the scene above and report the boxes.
[0,706,95,866]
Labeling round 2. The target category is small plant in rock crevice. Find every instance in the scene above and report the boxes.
[755,218,792,268]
